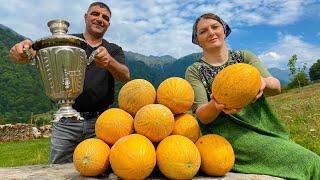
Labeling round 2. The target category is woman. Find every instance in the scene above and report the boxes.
[185,13,320,180]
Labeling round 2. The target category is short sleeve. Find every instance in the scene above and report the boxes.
[103,40,126,64]
[110,45,125,64]
[241,50,272,77]
[185,65,209,113]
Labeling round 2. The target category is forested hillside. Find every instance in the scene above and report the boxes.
[0,25,54,124]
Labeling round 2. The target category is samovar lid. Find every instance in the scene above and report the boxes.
[32,19,87,51]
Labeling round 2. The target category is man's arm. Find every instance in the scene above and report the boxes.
[9,39,36,63]
[94,46,130,82]
[104,55,130,82]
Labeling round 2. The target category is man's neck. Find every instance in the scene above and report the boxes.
[83,32,103,47]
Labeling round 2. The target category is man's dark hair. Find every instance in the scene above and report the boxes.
[88,2,111,16]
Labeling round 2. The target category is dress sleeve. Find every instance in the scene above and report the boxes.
[241,50,272,77]
[185,65,209,113]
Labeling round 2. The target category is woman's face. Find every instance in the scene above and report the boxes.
[196,18,225,49]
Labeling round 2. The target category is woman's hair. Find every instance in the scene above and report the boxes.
[87,2,112,16]
[192,13,231,45]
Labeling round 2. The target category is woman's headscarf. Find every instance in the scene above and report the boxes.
[192,13,231,45]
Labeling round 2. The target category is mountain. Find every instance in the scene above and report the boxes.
[162,52,290,86]
[0,24,54,124]
[0,24,292,124]
[125,51,176,67]
[163,53,202,78]
[268,68,291,85]
[0,24,26,48]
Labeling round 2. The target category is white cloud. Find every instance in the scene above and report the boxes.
[258,34,320,68]
[190,0,310,26]
[0,0,317,59]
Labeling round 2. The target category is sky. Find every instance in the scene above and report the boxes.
[0,0,319,69]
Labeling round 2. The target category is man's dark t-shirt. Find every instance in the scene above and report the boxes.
[72,33,125,113]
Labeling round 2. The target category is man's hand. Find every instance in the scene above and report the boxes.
[93,46,130,82]
[94,46,112,69]
[9,39,36,64]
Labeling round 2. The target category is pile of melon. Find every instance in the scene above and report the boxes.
[73,77,235,179]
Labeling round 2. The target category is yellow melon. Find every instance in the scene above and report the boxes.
[157,77,194,114]
[95,108,134,145]
[172,113,200,143]
[211,63,261,109]
[134,104,174,142]
[109,134,156,179]
[157,135,201,179]
[118,79,156,116]
[195,134,235,176]
[73,138,110,177]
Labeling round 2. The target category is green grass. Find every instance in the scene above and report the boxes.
[0,138,49,167]
[268,82,320,155]
[0,83,319,167]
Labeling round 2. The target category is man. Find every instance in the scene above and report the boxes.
[9,2,130,164]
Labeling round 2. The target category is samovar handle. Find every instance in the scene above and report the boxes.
[23,48,38,66]
[87,49,99,65]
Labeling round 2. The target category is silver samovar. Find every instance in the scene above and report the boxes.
[25,19,95,121]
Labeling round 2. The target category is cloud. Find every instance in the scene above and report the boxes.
[0,0,317,59]
[189,0,310,26]
[258,34,320,69]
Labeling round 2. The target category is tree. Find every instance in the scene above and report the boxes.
[287,72,309,89]
[287,54,309,89]
[309,59,320,81]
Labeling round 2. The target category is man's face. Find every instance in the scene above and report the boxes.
[85,5,111,38]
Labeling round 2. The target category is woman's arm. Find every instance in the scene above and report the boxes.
[263,76,281,96]
[185,65,231,124]
[196,97,223,124]
[242,50,282,98]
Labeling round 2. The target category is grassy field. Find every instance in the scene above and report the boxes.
[0,83,319,167]
[268,82,320,155]
[0,138,49,167]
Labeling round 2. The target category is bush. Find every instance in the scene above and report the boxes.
[309,60,320,81]
[287,72,309,89]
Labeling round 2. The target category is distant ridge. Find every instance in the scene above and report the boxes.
[125,51,176,66]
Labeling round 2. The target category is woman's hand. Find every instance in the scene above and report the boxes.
[252,76,266,102]
[210,94,242,115]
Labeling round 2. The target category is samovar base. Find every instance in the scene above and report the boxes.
[52,100,83,122]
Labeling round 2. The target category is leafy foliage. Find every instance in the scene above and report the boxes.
[309,59,320,81]
[287,72,309,89]
[287,54,309,89]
